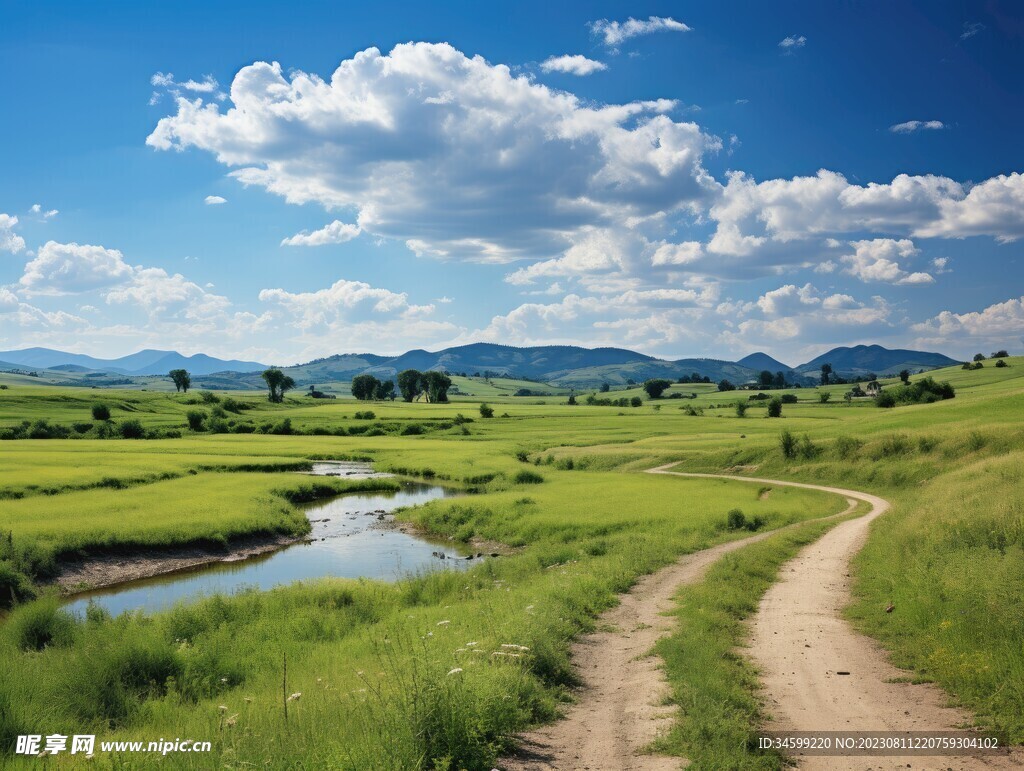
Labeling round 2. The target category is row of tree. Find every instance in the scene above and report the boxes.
[353,370,453,402]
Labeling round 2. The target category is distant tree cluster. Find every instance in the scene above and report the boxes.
[875,377,955,408]
[168,369,191,393]
[677,373,713,384]
[642,379,673,399]
[393,369,451,403]
[351,374,396,401]
[262,368,296,403]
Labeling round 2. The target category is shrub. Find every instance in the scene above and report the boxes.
[210,405,228,419]
[198,390,219,404]
[269,418,294,435]
[513,470,544,484]
[780,394,798,404]
[767,397,782,418]
[798,434,818,459]
[401,424,424,436]
[0,560,36,606]
[995,359,1008,368]
[185,410,206,431]
[220,397,249,413]
[818,391,831,403]
[726,509,746,530]
[682,404,703,416]
[72,422,93,434]
[478,403,494,418]
[206,418,230,434]
[118,420,145,439]
[734,401,748,418]
[91,404,111,421]
[834,436,863,459]
[6,599,75,651]
[354,411,376,420]
[630,396,643,408]
[780,430,797,459]
[875,390,896,408]
[232,423,255,434]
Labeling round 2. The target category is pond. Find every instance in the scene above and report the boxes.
[63,462,471,617]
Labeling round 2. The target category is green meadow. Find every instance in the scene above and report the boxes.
[0,357,1021,766]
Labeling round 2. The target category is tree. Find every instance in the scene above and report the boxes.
[421,371,452,403]
[773,371,786,389]
[91,403,110,421]
[779,429,797,459]
[973,353,986,362]
[630,396,643,407]
[995,359,1008,368]
[642,378,672,399]
[374,379,396,401]
[567,394,577,405]
[992,350,1009,358]
[599,382,611,393]
[168,369,191,393]
[735,401,748,417]
[767,397,783,417]
[899,369,911,384]
[818,391,831,403]
[478,403,494,418]
[717,379,735,392]
[820,363,833,386]
[351,374,379,401]
[185,410,206,431]
[262,368,295,403]
[759,370,774,388]
[397,370,422,402]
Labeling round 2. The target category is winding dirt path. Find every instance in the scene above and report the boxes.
[502,467,858,770]
[654,467,1019,771]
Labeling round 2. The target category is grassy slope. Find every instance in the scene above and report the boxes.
[0,358,1021,765]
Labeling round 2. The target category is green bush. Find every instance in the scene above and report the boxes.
[6,599,75,651]
[726,509,746,530]
[780,394,798,404]
[401,424,425,436]
[478,403,494,418]
[354,411,376,420]
[513,470,544,484]
[198,391,219,404]
[185,410,206,431]
[780,429,797,459]
[767,397,782,418]
[91,404,111,421]
[118,420,145,439]
[734,401,748,418]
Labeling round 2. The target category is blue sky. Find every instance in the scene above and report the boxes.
[1,0,1022,366]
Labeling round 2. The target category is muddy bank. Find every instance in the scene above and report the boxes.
[51,531,306,593]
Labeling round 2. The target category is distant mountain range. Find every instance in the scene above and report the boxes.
[0,347,267,376]
[0,343,960,389]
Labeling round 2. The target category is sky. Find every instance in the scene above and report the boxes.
[1,0,1022,367]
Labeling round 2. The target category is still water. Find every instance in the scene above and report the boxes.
[64,463,469,617]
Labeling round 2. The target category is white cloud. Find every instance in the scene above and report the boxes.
[0,214,26,253]
[149,43,720,266]
[151,72,219,93]
[913,296,1024,354]
[106,268,230,320]
[20,241,134,294]
[540,55,607,76]
[889,120,945,134]
[778,35,807,50]
[281,220,361,247]
[589,16,691,46]
[915,173,1024,243]
[29,204,59,219]
[840,238,934,285]
[204,195,227,205]
[651,241,703,266]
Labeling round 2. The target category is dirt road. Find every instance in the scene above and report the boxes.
[504,466,1016,770]
[502,466,857,770]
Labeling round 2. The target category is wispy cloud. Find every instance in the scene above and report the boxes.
[30,204,59,219]
[778,35,807,53]
[889,120,945,134]
[204,195,227,205]
[540,55,607,76]
[590,16,690,47]
[960,22,985,40]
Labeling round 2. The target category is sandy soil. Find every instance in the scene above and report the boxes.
[51,532,303,592]
[502,469,857,770]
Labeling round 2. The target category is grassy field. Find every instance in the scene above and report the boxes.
[0,357,1021,765]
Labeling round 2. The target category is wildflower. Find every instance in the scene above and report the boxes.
[220,677,229,683]
[447,668,463,676]
[226,714,238,727]
[437,620,450,626]
[244,697,253,703]
[501,644,530,651]
[287,692,302,702]
[465,641,478,647]
[218,705,228,712]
